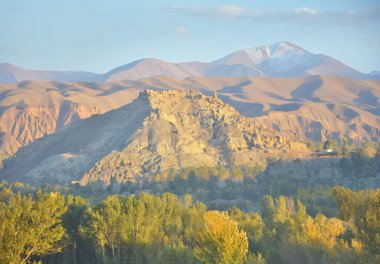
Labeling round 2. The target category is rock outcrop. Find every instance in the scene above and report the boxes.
[0,75,379,160]
[1,90,308,185]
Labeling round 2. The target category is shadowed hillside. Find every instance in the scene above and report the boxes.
[1,90,308,185]
[0,76,378,160]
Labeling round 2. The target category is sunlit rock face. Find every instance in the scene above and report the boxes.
[1,89,308,185]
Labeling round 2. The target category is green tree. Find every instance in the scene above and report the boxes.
[157,241,195,264]
[229,208,264,254]
[332,187,380,256]
[62,195,89,264]
[195,211,248,264]
[341,137,350,157]
[80,195,126,264]
[259,196,349,264]
[0,191,67,263]
[245,253,266,264]
[323,139,338,151]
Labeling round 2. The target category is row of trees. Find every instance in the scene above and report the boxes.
[0,186,379,263]
[307,139,380,158]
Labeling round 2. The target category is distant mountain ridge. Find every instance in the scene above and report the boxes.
[369,71,380,76]
[0,63,98,84]
[214,41,365,79]
[1,42,378,84]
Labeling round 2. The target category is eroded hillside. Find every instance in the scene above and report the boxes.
[0,75,378,160]
[0,80,144,155]
[1,90,308,185]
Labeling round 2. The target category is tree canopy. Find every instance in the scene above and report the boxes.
[195,211,248,264]
[0,183,378,263]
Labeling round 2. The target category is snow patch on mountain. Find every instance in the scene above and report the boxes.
[242,41,307,64]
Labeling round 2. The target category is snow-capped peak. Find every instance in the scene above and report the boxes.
[242,41,308,65]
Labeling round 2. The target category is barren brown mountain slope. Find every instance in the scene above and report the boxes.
[0,75,378,158]
[182,75,380,142]
[1,90,308,185]
[92,75,380,142]
[0,80,147,155]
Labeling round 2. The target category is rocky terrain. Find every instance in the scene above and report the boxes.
[0,75,378,160]
[0,90,308,185]
[133,75,380,142]
[0,80,146,156]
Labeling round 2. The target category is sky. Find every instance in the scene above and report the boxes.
[0,0,379,73]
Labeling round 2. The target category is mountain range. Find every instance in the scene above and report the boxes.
[1,42,378,84]
[1,90,308,185]
[0,41,379,185]
[0,75,378,160]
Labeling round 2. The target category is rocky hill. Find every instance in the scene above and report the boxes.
[0,75,378,160]
[132,75,380,143]
[0,90,308,185]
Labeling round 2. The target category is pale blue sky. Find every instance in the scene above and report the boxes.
[0,0,379,73]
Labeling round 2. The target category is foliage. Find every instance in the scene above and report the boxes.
[0,191,67,263]
[245,253,266,264]
[332,187,380,257]
[258,195,369,264]
[79,193,205,264]
[341,137,350,157]
[0,175,379,263]
[323,139,338,151]
[195,211,248,264]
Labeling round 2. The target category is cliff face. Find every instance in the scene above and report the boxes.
[1,90,308,185]
[0,101,98,154]
[81,90,308,185]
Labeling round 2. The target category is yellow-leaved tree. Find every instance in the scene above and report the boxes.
[195,210,248,264]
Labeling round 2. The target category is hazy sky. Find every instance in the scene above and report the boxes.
[1,0,379,73]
